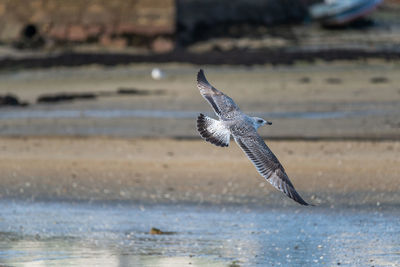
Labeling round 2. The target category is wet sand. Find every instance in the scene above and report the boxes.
[1,137,399,207]
[1,62,400,206]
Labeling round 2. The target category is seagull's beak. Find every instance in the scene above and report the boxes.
[266,121,272,125]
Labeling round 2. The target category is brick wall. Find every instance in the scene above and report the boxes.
[0,0,175,51]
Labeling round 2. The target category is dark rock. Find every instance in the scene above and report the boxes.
[370,76,389,83]
[0,94,28,107]
[117,88,150,95]
[37,93,97,104]
[0,94,19,106]
[117,88,164,95]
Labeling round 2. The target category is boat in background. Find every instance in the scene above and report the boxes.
[309,0,383,26]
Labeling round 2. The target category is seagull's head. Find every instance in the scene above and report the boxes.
[252,117,272,129]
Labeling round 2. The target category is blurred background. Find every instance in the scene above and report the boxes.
[0,0,399,266]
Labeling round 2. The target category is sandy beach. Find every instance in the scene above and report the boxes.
[1,61,400,206]
[1,137,399,207]
[1,62,400,266]
[1,55,400,267]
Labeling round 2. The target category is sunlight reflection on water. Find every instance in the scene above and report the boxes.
[0,201,399,266]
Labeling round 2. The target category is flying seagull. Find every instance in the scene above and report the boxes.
[196,69,310,206]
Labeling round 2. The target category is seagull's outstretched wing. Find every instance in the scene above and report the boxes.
[234,132,310,206]
[197,69,240,119]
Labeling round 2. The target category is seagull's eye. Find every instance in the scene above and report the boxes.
[257,119,263,123]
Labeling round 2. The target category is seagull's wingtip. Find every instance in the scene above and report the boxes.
[300,200,315,207]
[293,193,313,206]
[197,69,204,77]
[197,69,208,85]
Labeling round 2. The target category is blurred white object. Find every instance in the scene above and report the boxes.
[151,68,165,80]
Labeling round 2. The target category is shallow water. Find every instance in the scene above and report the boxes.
[0,108,387,120]
[0,201,399,267]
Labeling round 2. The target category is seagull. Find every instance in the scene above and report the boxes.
[196,69,310,206]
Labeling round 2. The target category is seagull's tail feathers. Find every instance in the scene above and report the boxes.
[197,114,230,147]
